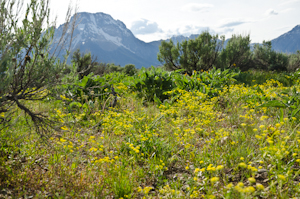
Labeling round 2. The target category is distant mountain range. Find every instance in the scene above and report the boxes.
[52,12,300,68]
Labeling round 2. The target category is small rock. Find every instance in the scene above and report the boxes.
[182,185,190,191]
[258,169,268,173]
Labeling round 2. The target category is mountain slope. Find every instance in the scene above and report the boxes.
[271,25,300,53]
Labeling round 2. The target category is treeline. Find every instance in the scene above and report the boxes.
[158,32,300,74]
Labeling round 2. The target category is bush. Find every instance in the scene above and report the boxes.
[106,63,124,73]
[90,63,107,76]
[288,50,300,72]
[252,41,288,71]
[125,66,175,103]
[234,70,296,87]
[219,34,252,70]
[124,64,137,76]
[173,68,238,98]
[158,31,223,74]
[71,49,98,79]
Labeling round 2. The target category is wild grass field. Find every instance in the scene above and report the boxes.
[1,67,300,198]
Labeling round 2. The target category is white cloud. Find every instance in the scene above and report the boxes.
[130,19,163,35]
[219,28,234,35]
[265,9,279,16]
[165,23,213,38]
[182,3,214,12]
[219,18,251,28]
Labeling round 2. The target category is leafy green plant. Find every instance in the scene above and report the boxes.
[125,66,175,103]
[259,86,300,121]
[62,72,126,115]
[173,68,238,97]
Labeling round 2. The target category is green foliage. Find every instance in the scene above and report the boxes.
[71,48,98,80]
[158,31,223,74]
[234,70,298,87]
[252,41,288,71]
[90,62,107,76]
[219,34,252,70]
[288,50,300,72]
[125,66,175,103]
[106,63,124,73]
[157,40,181,71]
[173,68,238,98]
[65,72,126,109]
[158,33,300,74]
[259,86,300,121]
[123,64,137,76]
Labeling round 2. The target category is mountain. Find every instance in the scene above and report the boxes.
[52,12,300,68]
[271,25,300,53]
[52,12,160,68]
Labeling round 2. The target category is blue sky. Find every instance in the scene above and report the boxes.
[31,0,300,43]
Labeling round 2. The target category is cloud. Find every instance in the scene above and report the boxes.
[130,19,163,35]
[219,28,234,35]
[275,26,292,31]
[265,9,279,16]
[172,25,213,37]
[219,18,250,28]
[278,0,300,6]
[182,3,214,12]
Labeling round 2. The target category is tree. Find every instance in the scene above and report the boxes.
[252,41,288,71]
[158,31,223,74]
[0,0,77,136]
[219,34,252,70]
[157,39,181,71]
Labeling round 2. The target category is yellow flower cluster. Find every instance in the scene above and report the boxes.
[155,160,168,171]
[126,142,140,154]
[234,182,255,193]
[91,156,116,164]
[60,95,73,101]
[137,186,152,195]
[158,185,182,197]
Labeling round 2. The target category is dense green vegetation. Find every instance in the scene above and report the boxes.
[2,66,300,198]
[1,0,300,198]
[158,32,300,73]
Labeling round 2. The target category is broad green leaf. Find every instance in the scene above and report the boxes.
[69,102,82,109]
[258,100,287,108]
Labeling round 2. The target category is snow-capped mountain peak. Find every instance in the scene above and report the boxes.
[53,12,160,67]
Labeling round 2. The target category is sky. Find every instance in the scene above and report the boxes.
[26,0,300,43]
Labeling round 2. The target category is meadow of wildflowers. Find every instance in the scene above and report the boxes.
[1,68,300,198]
